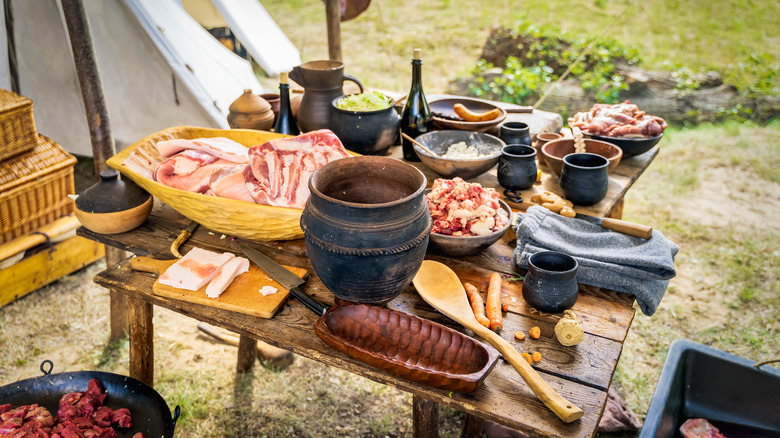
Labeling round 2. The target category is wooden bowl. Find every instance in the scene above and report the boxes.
[429,97,507,133]
[75,197,153,234]
[314,301,500,393]
[107,127,307,241]
[540,138,623,177]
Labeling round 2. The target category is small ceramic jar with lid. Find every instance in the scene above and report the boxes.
[74,169,153,234]
[227,89,275,131]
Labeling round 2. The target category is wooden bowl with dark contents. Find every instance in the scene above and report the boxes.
[430,97,506,133]
[314,301,500,393]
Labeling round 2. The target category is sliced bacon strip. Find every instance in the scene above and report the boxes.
[156,137,249,163]
[158,248,236,291]
[205,257,250,298]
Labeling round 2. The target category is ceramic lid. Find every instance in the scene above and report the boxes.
[228,89,272,115]
[75,169,151,213]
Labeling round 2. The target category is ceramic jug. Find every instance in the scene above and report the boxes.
[289,60,364,132]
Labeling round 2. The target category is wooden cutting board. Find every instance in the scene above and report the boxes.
[130,256,308,318]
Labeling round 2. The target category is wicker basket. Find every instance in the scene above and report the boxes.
[0,89,37,161]
[0,135,77,244]
[107,126,303,241]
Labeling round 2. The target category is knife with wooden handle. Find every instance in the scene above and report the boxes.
[573,213,653,239]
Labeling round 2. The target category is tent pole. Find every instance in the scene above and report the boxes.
[3,0,19,92]
[60,0,128,341]
[325,0,341,61]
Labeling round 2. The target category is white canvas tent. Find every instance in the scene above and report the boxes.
[1,0,301,156]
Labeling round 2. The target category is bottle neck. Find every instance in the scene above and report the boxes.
[278,83,291,105]
[410,59,424,93]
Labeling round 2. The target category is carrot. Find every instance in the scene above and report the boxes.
[514,331,525,340]
[486,273,503,332]
[520,353,533,365]
[529,326,541,339]
[463,282,490,328]
[532,351,542,363]
[501,301,509,312]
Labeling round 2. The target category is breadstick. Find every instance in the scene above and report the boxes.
[463,282,490,328]
[486,273,503,332]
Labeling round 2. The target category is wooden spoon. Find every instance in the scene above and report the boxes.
[400,132,439,157]
[412,260,584,423]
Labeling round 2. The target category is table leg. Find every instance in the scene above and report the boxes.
[413,395,438,438]
[607,197,625,219]
[236,334,256,373]
[462,414,485,438]
[128,296,154,386]
[106,247,128,340]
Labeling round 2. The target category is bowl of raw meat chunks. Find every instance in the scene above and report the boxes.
[106,126,356,241]
[424,178,512,256]
[569,100,667,157]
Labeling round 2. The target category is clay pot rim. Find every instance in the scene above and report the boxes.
[528,251,579,276]
[501,144,536,158]
[331,93,396,115]
[309,156,426,209]
[299,60,345,71]
[562,152,609,170]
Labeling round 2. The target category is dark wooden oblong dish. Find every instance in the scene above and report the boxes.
[314,301,500,393]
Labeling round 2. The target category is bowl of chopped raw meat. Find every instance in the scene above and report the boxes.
[424,178,513,256]
[569,100,667,157]
[413,130,504,180]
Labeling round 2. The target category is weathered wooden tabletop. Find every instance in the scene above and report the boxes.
[83,206,636,438]
[80,103,659,437]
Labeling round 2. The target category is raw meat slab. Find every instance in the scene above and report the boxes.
[130,256,307,318]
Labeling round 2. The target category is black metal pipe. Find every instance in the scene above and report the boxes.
[60,0,115,176]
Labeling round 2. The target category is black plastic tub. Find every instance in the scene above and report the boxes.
[640,339,780,438]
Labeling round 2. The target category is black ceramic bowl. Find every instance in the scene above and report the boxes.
[426,190,513,257]
[584,132,663,158]
[330,93,399,155]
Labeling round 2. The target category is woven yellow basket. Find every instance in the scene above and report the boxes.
[0,135,76,244]
[0,89,37,162]
[107,126,308,241]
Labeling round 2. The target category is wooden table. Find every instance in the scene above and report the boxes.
[79,126,658,437]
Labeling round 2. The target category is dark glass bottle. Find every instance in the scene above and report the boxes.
[400,48,433,162]
[274,71,299,135]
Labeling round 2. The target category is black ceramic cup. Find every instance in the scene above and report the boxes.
[521,251,579,313]
[499,122,532,146]
[560,152,609,206]
[498,144,537,191]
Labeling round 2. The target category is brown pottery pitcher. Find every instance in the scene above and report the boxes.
[289,60,363,132]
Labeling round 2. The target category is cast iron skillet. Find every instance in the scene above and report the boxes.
[0,360,180,438]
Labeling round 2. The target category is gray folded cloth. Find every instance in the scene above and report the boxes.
[514,205,679,316]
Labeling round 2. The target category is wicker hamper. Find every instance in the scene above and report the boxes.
[0,134,76,244]
[0,89,37,161]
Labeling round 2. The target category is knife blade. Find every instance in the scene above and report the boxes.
[239,244,328,315]
[574,213,653,239]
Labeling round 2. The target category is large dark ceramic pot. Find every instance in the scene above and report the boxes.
[329,94,399,155]
[301,156,431,304]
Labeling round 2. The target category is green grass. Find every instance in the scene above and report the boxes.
[262,0,779,94]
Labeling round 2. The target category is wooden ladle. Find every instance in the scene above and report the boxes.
[412,260,584,423]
